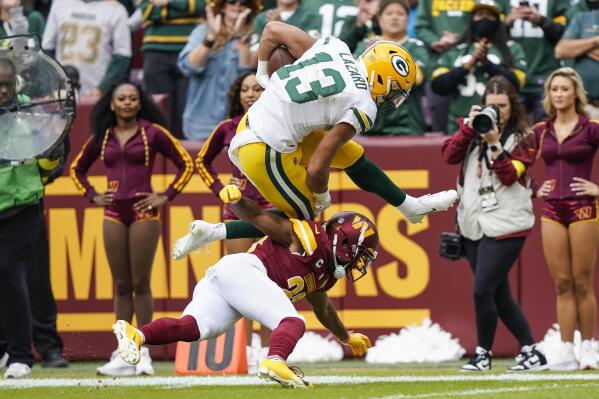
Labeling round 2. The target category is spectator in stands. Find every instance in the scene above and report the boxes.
[415,0,500,132]
[506,0,570,123]
[138,0,203,136]
[353,0,428,135]
[70,81,193,376]
[250,0,321,55]
[338,0,380,53]
[555,0,599,120]
[533,67,599,371]
[178,0,260,140]
[42,0,132,97]
[431,0,526,134]
[195,71,272,371]
[442,75,546,372]
[0,0,44,37]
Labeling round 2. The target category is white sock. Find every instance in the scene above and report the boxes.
[137,329,146,344]
[396,194,419,214]
[212,222,227,241]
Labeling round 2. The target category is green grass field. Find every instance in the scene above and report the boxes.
[2,360,599,399]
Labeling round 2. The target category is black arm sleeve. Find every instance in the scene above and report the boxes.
[537,16,565,44]
[430,67,469,95]
[481,61,520,90]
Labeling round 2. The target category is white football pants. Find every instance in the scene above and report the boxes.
[182,252,304,340]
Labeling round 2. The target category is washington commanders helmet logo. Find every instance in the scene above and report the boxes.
[391,55,410,77]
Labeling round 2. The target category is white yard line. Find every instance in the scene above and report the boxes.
[2,373,599,389]
[373,382,599,399]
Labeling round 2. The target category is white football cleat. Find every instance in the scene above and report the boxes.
[4,363,31,378]
[399,190,458,224]
[258,356,312,388]
[96,350,135,376]
[172,220,221,260]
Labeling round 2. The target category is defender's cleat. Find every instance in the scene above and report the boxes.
[258,357,312,389]
[112,320,143,365]
[172,220,218,259]
[508,345,548,371]
[400,190,458,224]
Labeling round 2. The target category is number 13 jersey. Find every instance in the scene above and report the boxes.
[247,36,377,153]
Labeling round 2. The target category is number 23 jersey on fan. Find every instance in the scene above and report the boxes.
[42,0,132,96]
[245,36,377,154]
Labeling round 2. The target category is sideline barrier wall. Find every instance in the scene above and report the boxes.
[44,99,599,360]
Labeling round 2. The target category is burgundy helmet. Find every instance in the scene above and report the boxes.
[325,211,379,282]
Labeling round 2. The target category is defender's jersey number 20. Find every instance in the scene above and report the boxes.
[276,52,346,104]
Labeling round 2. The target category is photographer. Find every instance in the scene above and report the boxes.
[441,76,546,372]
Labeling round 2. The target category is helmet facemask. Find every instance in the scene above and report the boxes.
[359,41,415,114]
[331,223,378,282]
[376,80,410,114]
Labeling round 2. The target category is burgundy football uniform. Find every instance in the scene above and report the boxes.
[250,219,336,303]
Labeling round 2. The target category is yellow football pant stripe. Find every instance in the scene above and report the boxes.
[236,131,364,219]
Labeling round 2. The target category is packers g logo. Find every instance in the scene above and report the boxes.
[391,55,409,77]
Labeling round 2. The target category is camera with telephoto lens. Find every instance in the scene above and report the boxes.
[439,232,464,261]
[472,105,500,134]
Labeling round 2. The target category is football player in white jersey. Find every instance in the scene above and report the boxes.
[173,21,458,260]
[42,0,132,97]
[234,21,456,219]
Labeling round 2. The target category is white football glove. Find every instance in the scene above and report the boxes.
[256,60,270,89]
[313,190,331,217]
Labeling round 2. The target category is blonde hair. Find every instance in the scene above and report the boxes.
[542,67,588,117]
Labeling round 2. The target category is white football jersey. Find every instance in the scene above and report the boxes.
[247,36,376,153]
[42,0,132,96]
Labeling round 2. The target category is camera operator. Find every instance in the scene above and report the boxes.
[441,76,546,372]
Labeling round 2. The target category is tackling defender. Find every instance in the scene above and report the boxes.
[113,184,377,388]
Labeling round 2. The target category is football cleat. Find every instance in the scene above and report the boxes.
[508,345,548,371]
[399,190,458,224]
[112,320,143,365]
[460,347,492,372]
[172,220,221,260]
[258,356,312,389]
